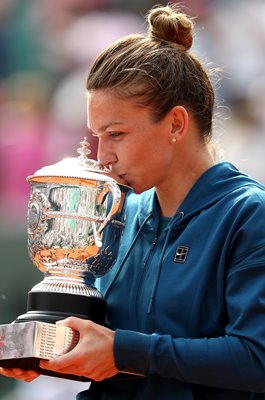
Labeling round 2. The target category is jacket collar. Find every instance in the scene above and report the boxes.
[133,162,265,227]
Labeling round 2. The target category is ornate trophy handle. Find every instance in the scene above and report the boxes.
[95,181,121,246]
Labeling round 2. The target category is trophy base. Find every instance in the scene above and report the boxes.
[0,320,90,381]
[0,291,107,381]
[15,291,107,325]
[0,296,144,382]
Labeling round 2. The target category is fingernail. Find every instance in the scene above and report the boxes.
[29,370,39,377]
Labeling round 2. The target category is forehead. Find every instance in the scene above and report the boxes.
[86,89,151,132]
[87,89,120,111]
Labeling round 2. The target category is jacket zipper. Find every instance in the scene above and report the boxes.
[135,234,158,330]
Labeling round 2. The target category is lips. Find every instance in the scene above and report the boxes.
[117,174,130,186]
[106,170,129,185]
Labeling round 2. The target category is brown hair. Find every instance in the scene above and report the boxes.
[86,4,216,140]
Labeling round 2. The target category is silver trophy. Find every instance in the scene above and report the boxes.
[0,138,130,380]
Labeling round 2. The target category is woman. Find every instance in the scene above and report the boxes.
[1,4,265,399]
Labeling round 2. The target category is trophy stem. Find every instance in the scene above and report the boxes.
[30,274,102,298]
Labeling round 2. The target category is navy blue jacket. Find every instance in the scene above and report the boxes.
[78,162,265,400]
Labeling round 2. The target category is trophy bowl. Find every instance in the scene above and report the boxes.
[16,137,130,326]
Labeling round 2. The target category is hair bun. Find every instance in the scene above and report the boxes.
[147,5,194,50]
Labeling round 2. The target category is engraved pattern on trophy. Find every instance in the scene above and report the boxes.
[27,181,120,297]
[28,184,109,271]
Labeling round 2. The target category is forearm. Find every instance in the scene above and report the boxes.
[114,330,265,392]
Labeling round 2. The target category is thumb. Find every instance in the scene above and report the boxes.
[56,316,88,333]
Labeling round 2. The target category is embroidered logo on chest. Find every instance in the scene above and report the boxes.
[174,246,189,263]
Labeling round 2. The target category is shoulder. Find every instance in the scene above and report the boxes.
[227,183,265,264]
[229,182,265,215]
[216,162,265,212]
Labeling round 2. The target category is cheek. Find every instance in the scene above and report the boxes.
[120,142,145,165]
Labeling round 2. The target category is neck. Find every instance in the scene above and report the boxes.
[156,147,214,217]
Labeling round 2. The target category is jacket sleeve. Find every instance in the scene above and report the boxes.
[114,246,265,393]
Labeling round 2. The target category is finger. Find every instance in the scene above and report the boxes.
[40,318,90,371]
[40,343,83,371]
[56,316,90,333]
[0,367,24,377]
[0,367,40,381]
[23,371,40,383]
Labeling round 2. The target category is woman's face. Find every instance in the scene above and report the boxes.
[87,89,175,194]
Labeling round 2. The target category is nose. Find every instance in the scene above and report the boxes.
[97,138,117,169]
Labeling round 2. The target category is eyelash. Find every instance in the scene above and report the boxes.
[108,131,123,138]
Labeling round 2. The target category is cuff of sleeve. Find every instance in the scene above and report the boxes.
[114,329,151,375]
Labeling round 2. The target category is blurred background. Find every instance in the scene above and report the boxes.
[0,0,264,398]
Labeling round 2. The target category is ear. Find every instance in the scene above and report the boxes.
[168,106,189,144]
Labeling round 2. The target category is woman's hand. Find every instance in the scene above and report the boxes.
[0,367,40,382]
[40,317,118,381]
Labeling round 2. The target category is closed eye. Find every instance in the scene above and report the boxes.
[108,131,124,139]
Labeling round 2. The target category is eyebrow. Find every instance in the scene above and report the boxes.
[87,121,125,133]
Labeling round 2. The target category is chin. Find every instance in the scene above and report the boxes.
[124,179,152,194]
[132,185,151,195]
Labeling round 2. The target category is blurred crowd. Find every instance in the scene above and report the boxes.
[0,0,265,230]
[0,0,264,398]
